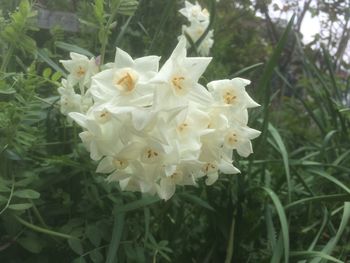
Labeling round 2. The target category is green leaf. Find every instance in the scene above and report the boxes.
[90,250,104,263]
[36,49,67,77]
[261,187,289,263]
[0,185,10,192]
[268,123,291,203]
[0,87,16,95]
[106,206,125,263]
[115,196,160,214]
[179,193,215,211]
[68,239,84,255]
[8,203,33,210]
[118,0,139,16]
[255,15,295,150]
[72,257,87,263]
[291,251,344,263]
[86,225,102,247]
[13,189,40,199]
[55,41,94,57]
[42,68,52,78]
[310,202,350,263]
[17,236,43,253]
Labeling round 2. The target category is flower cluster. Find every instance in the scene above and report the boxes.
[57,37,260,200]
[179,1,214,56]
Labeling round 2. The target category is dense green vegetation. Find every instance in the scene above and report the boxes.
[0,0,349,262]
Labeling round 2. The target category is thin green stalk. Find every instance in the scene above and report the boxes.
[100,0,121,65]
[0,173,15,215]
[1,45,14,72]
[224,213,235,263]
[30,200,48,228]
[13,214,77,240]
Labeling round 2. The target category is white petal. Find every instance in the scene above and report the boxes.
[134,56,160,74]
[157,178,176,200]
[96,157,115,173]
[114,48,135,68]
[236,140,253,157]
[219,160,240,174]
[205,171,218,185]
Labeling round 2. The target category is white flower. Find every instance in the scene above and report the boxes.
[179,1,210,23]
[90,48,160,106]
[207,78,260,109]
[60,52,98,89]
[57,79,82,116]
[181,21,214,56]
[223,125,261,157]
[152,37,213,109]
[179,1,214,56]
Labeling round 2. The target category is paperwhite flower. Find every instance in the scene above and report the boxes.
[57,79,82,116]
[60,52,98,89]
[207,78,260,109]
[90,48,160,107]
[179,1,210,23]
[178,1,214,56]
[58,37,260,200]
[152,37,213,109]
[182,21,214,56]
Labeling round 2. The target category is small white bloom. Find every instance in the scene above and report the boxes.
[179,1,210,23]
[152,37,213,109]
[60,52,98,88]
[207,78,260,109]
[91,48,160,106]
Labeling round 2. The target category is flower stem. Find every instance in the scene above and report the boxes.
[13,214,77,240]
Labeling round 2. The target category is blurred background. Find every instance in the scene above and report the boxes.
[0,0,349,262]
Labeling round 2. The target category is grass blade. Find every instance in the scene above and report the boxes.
[268,123,291,203]
[261,187,289,263]
[106,207,125,263]
[55,41,94,57]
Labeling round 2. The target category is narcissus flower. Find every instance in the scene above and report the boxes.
[178,1,214,56]
[58,38,260,200]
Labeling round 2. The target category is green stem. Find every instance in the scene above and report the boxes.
[0,173,15,216]
[224,212,235,263]
[13,214,77,240]
[100,0,121,65]
[1,45,14,72]
[30,200,48,228]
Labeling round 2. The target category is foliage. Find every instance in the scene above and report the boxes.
[0,0,350,262]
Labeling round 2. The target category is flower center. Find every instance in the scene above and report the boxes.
[113,68,138,93]
[113,159,128,169]
[75,66,86,78]
[96,109,111,123]
[225,132,239,148]
[223,90,237,104]
[202,162,218,174]
[171,76,187,95]
[177,122,189,134]
[141,148,160,163]
[170,171,183,183]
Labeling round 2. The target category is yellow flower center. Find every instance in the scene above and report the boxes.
[113,68,138,94]
[142,148,160,163]
[171,76,186,95]
[202,162,218,173]
[177,122,189,134]
[225,132,239,148]
[113,159,128,169]
[75,66,86,78]
[223,91,237,104]
[97,110,111,123]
